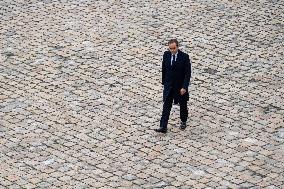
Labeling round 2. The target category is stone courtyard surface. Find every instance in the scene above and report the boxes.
[0,0,283,188]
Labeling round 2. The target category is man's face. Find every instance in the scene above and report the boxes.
[169,42,178,55]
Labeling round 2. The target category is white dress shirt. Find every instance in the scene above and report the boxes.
[171,51,178,66]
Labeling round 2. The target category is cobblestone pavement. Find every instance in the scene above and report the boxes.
[1,0,283,188]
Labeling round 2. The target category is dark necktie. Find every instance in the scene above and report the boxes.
[171,54,175,66]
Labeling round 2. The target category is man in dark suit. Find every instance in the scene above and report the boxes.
[155,39,191,133]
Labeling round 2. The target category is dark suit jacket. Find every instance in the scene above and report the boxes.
[162,49,191,104]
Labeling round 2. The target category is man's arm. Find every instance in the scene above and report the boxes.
[182,54,191,89]
[162,52,166,85]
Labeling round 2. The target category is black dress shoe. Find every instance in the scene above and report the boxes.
[154,127,167,133]
[180,122,187,130]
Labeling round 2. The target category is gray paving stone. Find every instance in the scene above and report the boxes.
[1,0,283,188]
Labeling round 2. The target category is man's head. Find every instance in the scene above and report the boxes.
[168,39,179,55]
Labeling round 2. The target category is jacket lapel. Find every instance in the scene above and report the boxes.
[175,50,181,64]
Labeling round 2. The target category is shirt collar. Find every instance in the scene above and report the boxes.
[171,51,178,62]
[172,51,178,56]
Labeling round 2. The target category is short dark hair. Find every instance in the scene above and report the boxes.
[168,39,179,47]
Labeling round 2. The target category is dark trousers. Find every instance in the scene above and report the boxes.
[160,89,188,129]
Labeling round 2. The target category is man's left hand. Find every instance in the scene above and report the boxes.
[180,88,186,95]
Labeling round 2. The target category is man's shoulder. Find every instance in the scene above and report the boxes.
[178,51,190,61]
[163,51,170,59]
[163,51,170,55]
[178,50,189,56]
